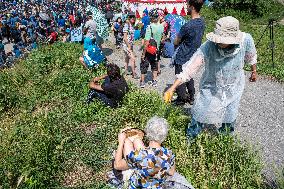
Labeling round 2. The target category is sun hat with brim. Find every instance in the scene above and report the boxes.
[206,16,243,45]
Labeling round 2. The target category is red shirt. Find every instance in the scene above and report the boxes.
[50,32,58,41]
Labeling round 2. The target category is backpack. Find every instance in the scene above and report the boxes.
[146,26,158,55]
[162,41,175,58]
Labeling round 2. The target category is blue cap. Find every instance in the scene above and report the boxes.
[143,9,148,15]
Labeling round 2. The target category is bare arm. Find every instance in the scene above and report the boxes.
[164,51,204,102]
[141,40,149,59]
[249,64,257,82]
[93,74,108,83]
[89,83,103,91]
[168,164,176,176]
[123,32,131,49]
[89,74,108,91]
[114,133,129,171]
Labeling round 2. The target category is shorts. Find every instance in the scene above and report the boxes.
[140,52,158,74]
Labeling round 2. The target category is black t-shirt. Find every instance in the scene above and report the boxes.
[101,77,129,105]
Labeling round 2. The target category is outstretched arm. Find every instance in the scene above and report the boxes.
[164,51,204,102]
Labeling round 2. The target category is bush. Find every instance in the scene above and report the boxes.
[0,43,270,188]
[213,0,268,17]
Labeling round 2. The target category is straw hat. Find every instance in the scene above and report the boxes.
[206,16,243,44]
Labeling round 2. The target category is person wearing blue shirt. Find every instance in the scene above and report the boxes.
[21,18,28,26]
[140,9,150,50]
[13,45,21,58]
[79,37,105,69]
[58,16,66,28]
[173,0,205,106]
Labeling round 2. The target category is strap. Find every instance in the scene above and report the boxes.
[150,25,154,38]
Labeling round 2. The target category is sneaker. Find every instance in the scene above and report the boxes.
[174,100,186,106]
[132,74,140,80]
[152,80,158,87]
[186,97,195,105]
[140,82,146,88]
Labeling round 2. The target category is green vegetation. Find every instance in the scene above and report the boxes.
[1,0,283,187]
[0,43,265,188]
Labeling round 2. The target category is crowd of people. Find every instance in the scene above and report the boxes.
[0,0,120,67]
[1,0,259,188]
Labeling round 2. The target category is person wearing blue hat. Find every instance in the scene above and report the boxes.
[140,9,150,50]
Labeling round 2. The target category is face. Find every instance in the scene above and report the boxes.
[217,43,231,49]
[117,18,122,22]
[129,17,135,24]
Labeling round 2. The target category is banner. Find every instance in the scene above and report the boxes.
[71,26,83,42]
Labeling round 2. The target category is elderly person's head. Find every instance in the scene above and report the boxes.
[145,116,169,144]
[206,16,242,49]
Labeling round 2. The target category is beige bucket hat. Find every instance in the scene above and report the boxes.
[206,16,243,44]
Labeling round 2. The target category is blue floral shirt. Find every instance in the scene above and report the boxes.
[126,147,175,189]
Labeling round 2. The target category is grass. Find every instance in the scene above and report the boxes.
[0,43,266,188]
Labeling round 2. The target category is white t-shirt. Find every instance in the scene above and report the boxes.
[84,19,97,38]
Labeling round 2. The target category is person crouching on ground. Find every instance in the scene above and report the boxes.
[87,63,129,108]
[114,116,176,188]
[164,16,258,139]
[79,36,105,69]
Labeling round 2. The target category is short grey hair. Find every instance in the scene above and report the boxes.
[145,116,169,143]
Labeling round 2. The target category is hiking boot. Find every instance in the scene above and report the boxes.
[140,82,146,88]
[152,80,158,87]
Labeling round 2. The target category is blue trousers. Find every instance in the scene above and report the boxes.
[86,89,116,108]
[187,118,236,140]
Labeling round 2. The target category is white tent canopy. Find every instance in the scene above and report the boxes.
[122,0,187,16]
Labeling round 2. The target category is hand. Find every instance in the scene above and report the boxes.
[164,88,174,103]
[93,77,100,83]
[118,132,126,144]
[249,71,257,82]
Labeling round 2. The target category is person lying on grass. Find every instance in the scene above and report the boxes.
[86,63,129,108]
[164,16,258,140]
[113,116,176,188]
